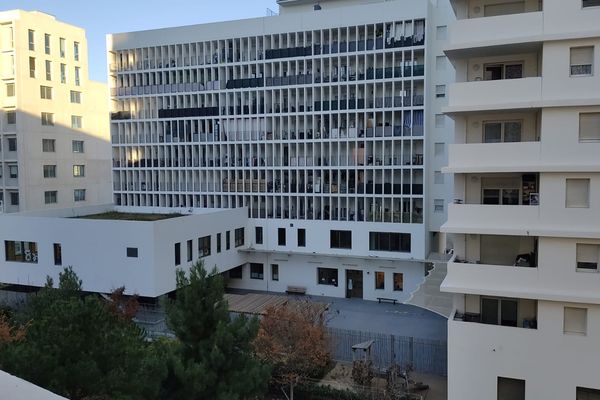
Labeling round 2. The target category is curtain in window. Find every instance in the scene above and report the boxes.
[414,20,425,41]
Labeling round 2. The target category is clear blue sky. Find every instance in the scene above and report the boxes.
[4,0,279,82]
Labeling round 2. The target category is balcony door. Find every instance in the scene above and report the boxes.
[481,297,518,327]
[484,63,523,80]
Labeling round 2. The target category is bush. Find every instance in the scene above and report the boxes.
[294,383,362,400]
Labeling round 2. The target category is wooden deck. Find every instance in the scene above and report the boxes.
[225,292,329,316]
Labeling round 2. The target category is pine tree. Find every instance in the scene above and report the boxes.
[162,260,270,400]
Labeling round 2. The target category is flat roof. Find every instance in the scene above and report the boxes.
[74,212,183,222]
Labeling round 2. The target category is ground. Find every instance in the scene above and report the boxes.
[74,211,183,221]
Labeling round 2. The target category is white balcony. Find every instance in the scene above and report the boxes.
[443,203,540,235]
[445,77,542,113]
[445,142,541,173]
[446,12,543,55]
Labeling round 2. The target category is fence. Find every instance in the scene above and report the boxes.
[326,327,447,376]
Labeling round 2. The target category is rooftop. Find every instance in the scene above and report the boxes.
[74,212,183,222]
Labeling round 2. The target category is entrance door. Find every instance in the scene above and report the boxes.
[345,269,363,299]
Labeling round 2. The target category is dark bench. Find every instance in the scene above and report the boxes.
[377,297,398,304]
[286,286,307,295]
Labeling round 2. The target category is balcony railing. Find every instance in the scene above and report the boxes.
[453,311,537,329]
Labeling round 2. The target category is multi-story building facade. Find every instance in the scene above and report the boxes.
[106,0,453,302]
[441,0,600,399]
[0,10,111,213]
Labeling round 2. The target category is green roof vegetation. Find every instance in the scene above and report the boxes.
[74,212,183,221]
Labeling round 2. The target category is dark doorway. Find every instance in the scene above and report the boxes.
[345,269,363,299]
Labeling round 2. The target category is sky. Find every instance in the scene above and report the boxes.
[4,0,279,82]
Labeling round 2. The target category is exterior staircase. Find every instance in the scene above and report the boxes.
[406,254,454,318]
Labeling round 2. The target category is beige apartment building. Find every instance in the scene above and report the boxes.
[0,10,111,213]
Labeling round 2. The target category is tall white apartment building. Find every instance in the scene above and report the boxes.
[441,0,600,399]
[106,0,454,302]
[0,10,111,213]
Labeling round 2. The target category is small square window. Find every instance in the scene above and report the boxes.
[42,138,55,152]
[198,236,211,257]
[73,165,85,177]
[579,113,600,142]
[9,165,18,179]
[44,190,57,204]
[497,377,525,400]
[70,90,81,103]
[250,263,264,280]
[40,85,52,100]
[6,111,16,125]
[10,192,19,205]
[434,142,445,156]
[435,84,446,98]
[435,114,446,128]
[434,199,444,213]
[564,307,587,335]
[7,138,17,152]
[6,83,15,97]
[74,189,86,202]
[41,112,54,126]
[72,140,84,153]
[566,179,590,208]
[570,46,594,76]
[576,243,599,272]
[43,165,56,178]
[71,115,82,129]
[375,271,385,290]
[126,247,138,258]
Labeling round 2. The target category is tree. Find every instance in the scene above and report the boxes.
[254,301,331,400]
[161,260,270,400]
[0,267,166,400]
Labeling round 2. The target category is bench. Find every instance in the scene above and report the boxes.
[286,286,307,295]
[377,297,398,304]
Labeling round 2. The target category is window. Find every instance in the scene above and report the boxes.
[198,236,211,257]
[126,247,138,258]
[435,84,446,98]
[74,66,80,86]
[217,233,222,253]
[60,63,66,83]
[70,90,81,103]
[29,57,35,78]
[482,188,520,205]
[5,241,38,263]
[484,1,525,16]
[74,42,80,61]
[271,264,279,281]
[44,33,50,54]
[435,114,445,128]
[74,189,86,202]
[579,113,600,142]
[330,230,352,249]
[43,165,56,178]
[226,231,231,250]
[298,228,306,247]
[45,60,52,80]
[497,377,525,400]
[6,111,16,125]
[6,83,15,97]
[44,190,57,204]
[72,140,84,153]
[7,138,16,152]
[59,37,66,57]
[393,273,404,291]
[564,307,587,335]
[40,85,52,99]
[577,387,600,399]
[10,192,19,206]
[434,142,445,157]
[8,165,18,179]
[73,165,85,177]
[71,115,82,129]
[235,227,245,247]
[278,228,286,246]
[318,267,338,286]
[369,232,411,252]
[174,242,181,265]
[484,62,523,80]
[41,112,54,126]
[255,226,263,245]
[187,240,193,262]
[229,265,243,279]
[434,199,445,213]
[434,171,444,184]
[577,244,599,271]
[53,243,62,266]
[436,56,446,71]
[250,263,264,279]
[42,139,55,152]
[481,297,518,327]
[566,178,590,208]
[484,121,522,143]
[375,271,385,290]
[435,25,447,40]
[28,29,34,51]
[571,47,594,76]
